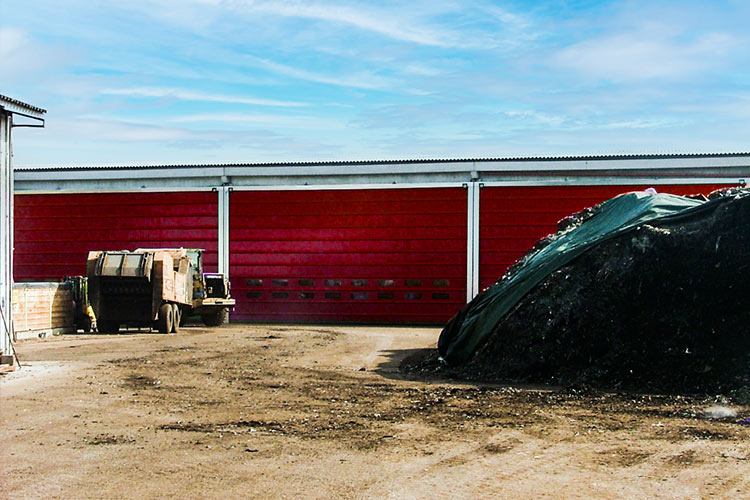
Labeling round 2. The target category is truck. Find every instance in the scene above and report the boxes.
[86,248,235,334]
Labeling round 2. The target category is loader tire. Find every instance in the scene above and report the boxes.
[171,304,181,334]
[201,308,227,327]
[157,303,174,334]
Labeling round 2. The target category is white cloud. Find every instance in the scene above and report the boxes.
[555,32,736,81]
[122,0,457,47]
[248,56,395,90]
[484,5,531,30]
[171,0,531,50]
[402,63,441,77]
[602,118,678,129]
[238,1,457,48]
[167,112,346,129]
[504,110,565,127]
[45,116,194,142]
[100,87,306,107]
[0,26,72,76]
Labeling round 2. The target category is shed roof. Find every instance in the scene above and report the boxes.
[14,152,750,193]
[0,94,47,119]
[14,152,750,172]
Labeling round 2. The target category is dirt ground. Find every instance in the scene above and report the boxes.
[2,324,749,499]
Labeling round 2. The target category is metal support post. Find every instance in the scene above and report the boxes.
[465,180,481,302]
[217,186,231,278]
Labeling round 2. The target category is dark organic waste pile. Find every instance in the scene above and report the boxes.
[408,187,750,396]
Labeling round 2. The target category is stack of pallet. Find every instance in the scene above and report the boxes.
[12,283,74,340]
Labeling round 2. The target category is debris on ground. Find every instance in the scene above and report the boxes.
[416,186,750,396]
[701,406,737,420]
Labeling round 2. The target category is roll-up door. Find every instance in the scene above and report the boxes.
[14,192,218,281]
[230,188,467,324]
[479,184,732,290]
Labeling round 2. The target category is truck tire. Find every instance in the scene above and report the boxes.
[157,303,174,334]
[99,320,119,334]
[201,308,227,327]
[171,304,181,333]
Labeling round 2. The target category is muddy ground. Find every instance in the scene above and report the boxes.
[2,324,749,499]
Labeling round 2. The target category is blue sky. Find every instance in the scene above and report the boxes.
[2,0,749,166]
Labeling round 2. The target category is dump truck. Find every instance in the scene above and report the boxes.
[86,248,234,334]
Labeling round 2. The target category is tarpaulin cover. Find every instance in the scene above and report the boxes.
[438,190,739,365]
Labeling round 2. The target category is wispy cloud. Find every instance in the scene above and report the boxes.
[51,116,196,142]
[100,86,307,107]
[239,1,458,48]
[246,56,395,90]
[504,110,565,127]
[402,63,442,77]
[167,112,346,129]
[206,0,534,50]
[16,112,343,164]
[0,26,72,76]
[6,0,750,165]
[602,118,680,129]
[554,31,737,81]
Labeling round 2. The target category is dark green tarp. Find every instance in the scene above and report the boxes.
[438,189,740,365]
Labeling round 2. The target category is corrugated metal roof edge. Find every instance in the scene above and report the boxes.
[0,94,47,115]
[16,152,750,172]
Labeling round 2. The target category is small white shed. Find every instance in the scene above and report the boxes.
[1,94,46,370]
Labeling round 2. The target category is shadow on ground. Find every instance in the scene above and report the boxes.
[372,346,561,393]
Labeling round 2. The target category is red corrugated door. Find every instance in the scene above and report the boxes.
[14,192,218,281]
[230,188,467,324]
[479,184,733,290]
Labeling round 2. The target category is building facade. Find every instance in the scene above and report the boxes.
[14,154,748,325]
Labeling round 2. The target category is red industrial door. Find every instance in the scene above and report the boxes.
[14,192,218,281]
[479,184,733,290]
[230,188,467,324]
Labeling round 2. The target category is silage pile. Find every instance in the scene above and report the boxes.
[425,187,750,395]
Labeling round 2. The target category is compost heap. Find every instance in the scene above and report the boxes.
[437,186,750,394]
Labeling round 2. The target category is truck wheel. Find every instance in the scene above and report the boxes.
[171,304,181,333]
[201,308,227,327]
[99,320,119,334]
[157,303,174,334]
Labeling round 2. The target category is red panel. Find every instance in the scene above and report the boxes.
[14,192,218,281]
[230,188,467,324]
[479,184,733,290]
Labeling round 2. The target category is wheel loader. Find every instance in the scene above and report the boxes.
[86,248,234,334]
